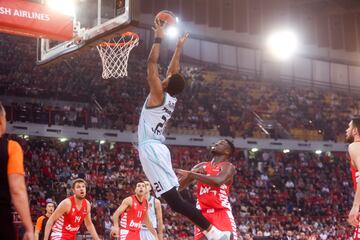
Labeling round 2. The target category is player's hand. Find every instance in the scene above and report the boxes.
[110,226,119,238]
[176,32,189,48]
[348,206,359,227]
[23,231,34,240]
[153,19,165,39]
[176,169,192,180]
[191,167,206,175]
[158,233,164,240]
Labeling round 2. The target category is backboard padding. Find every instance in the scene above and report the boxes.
[36,0,140,65]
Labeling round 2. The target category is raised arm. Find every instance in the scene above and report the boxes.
[166,32,189,77]
[178,163,236,187]
[147,20,165,107]
[111,197,132,237]
[84,201,100,240]
[348,143,360,226]
[43,199,70,240]
[154,198,164,240]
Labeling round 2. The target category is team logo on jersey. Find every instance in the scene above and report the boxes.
[149,203,153,208]
[168,101,176,109]
[72,208,75,213]
[134,202,137,207]
[65,224,80,232]
[200,186,217,196]
[74,216,81,223]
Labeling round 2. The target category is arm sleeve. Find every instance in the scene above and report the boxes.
[7,140,25,175]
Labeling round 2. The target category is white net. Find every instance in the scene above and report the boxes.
[96,32,139,79]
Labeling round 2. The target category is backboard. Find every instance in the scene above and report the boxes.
[36,0,139,65]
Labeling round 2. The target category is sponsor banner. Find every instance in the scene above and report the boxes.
[0,0,73,40]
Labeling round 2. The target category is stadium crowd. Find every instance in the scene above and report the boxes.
[6,135,353,239]
[1,34,359,142]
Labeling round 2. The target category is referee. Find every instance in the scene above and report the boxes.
[35,201,55,240]
[0,103,34,240]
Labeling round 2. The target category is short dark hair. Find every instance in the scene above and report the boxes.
[46,201,56,208]
[224,139,235,155]
[135,180,145,185]
[72,178,87,189]
[352,116,360,131]
[166,73,185,96]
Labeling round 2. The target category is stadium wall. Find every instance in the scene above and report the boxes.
[7,122,347,152]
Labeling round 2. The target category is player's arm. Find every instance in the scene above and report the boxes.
[178,162,206,191]
[179,163,236,187]
[166,32,189,77]
[143,211,159,240]
[147,20,165,107]
[34,216,44,240]
[7,140,33,238]
[154,198,164,240]
[44,199,70,240]
[111,197,132,237]
[84,201,100,240]
[348,143,360,226]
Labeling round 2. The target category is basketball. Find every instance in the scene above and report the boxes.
[154,10,177,26]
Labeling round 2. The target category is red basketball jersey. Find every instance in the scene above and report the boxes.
[350,141,360,190]
[51,196,88,240]
[120,195,148,232]
[196,161,232,211]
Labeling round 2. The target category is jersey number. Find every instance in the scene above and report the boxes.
[154,181,164,193]
[137,211,142,218]
[152,115,167,135]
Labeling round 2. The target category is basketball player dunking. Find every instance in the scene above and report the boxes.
[346,117,360,239]
[43,178,100,240]
[178,139,238,240]
[111,181,158,240]
[140,181,164,240]
[137,20,232,240]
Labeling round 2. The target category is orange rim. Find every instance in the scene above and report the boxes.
[98,32,139,47]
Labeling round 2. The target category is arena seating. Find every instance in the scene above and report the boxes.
[10,135,352,239]
[1,34,356,142]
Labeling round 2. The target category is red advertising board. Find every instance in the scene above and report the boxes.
[0,0,73,41]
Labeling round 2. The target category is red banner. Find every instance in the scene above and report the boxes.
[0,0,73,41]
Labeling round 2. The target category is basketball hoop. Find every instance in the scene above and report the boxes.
[97,32,139,79]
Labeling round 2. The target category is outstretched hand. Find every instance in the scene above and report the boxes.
[152,18,165,39]
[176,32,190,48]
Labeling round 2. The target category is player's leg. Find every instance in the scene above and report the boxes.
[138,144,210,229]
[194,218,208,240]
[138,143,233,240]
[140,229,156,240]
[194,210,238,240]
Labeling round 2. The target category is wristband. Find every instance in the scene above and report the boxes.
[154,37,162,44]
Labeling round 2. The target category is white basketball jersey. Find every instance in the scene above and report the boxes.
[138,93,177,143]
[141,196,157,229]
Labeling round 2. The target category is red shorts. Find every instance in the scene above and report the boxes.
[194,209,238,240]
[120,229,140,240]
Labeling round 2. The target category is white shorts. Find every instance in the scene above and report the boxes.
[140,229,156,240]
[138,141,179,197]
